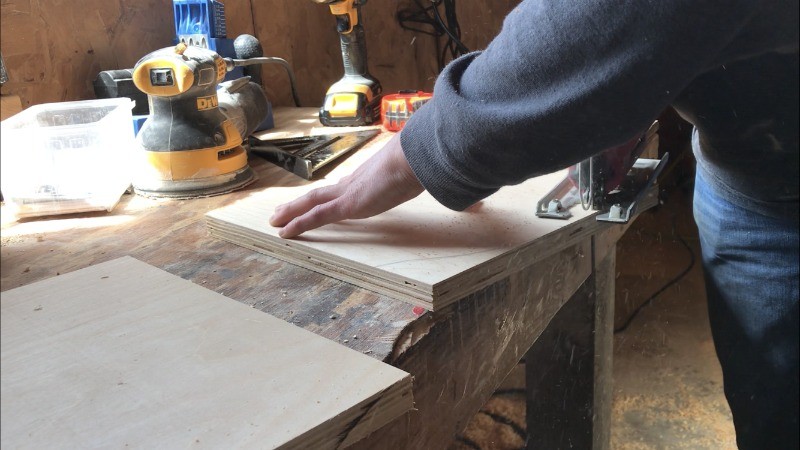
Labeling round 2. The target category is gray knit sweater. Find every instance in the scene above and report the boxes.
[400,0,799,221]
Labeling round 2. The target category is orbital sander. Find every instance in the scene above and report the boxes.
[130,39,298,198]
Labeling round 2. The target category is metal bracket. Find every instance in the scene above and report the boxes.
[535,176,581,220]
[537,120,663,223]
[596,153,669,223]
[536,153,669,223]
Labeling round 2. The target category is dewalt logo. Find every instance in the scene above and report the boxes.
[197,95,219,111]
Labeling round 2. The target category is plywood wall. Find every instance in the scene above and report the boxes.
[0,0,175,108]
[0,0,520,109]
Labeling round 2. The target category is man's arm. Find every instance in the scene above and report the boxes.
[272,0,759,237]
[402,0,758,210]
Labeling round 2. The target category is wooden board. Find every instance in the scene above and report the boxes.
[0,256,412,449]
[0,95,23,121]
[208,116,604,310]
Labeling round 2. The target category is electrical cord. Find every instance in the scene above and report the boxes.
[613,214,697,334]
[228,57,302,107]
[431,0,469,54]
[397,0,470,72]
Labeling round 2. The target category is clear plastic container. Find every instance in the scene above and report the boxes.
[1,98,135,218]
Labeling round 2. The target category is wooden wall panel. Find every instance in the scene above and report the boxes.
[249,1,337,108]
[456,0,519,52]
[0,0,522,109]
[221,0,255,36]
[0,0,174,108]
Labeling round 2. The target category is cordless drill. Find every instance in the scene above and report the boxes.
[313,0,382,126]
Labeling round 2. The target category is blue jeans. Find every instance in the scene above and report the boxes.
[693,170,799,450]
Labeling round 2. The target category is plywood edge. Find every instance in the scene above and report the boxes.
[208,227,433,308]
[205,210,433,295]
[206,217,436,309]
[432,210,604,304]
[256,107,382,139]
[206,210,434,309]
[283,376,414,449]
[339,377,414,447]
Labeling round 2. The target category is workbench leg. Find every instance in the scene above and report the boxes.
[524,238,615,450]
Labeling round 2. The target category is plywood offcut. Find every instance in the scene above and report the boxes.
[0,256,412,449]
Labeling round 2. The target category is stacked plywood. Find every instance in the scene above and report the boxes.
[0,257,412,449]
[206,175,602,310]
[207,116,603,310]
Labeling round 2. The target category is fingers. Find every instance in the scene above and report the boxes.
[277,197,352,239]
[269,185,341,227]
[269,133,425,238]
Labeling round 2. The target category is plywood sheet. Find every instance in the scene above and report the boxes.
[0,257,412,449]
[208,123,602,310]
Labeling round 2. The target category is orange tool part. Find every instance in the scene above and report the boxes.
[381,90,432,131]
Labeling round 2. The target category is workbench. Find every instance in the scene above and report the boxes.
[0,108,638,449]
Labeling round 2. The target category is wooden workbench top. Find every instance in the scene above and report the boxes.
[1,107,637,449]
[1,110,417,362]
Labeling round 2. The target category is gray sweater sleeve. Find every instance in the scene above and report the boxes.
[400,0,760,211]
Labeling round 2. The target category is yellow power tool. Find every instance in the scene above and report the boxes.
[313,0,382,126]
[131,43,264,198]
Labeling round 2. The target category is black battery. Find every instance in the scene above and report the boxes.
[93,69,150,116]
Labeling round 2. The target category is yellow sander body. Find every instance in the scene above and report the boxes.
[131,44,256,198]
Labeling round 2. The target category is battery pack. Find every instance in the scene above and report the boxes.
[381,90,432,131]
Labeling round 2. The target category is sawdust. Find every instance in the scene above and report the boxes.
[451,385,526,450]
[611,195,736,449]
[612,375,736,450]
[1,233,41,246]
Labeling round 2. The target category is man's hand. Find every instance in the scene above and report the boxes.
[269,133,425,238]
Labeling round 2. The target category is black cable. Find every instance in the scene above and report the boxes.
[396,0,443,36]
[397,0,470,72]
[431,0,469,55]
[230,57,302,107]
[613,215,697,334]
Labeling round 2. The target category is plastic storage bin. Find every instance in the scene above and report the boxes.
[1,98,135,218]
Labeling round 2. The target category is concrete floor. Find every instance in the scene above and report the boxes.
[611,186,737,449]
[451,179,738,449]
